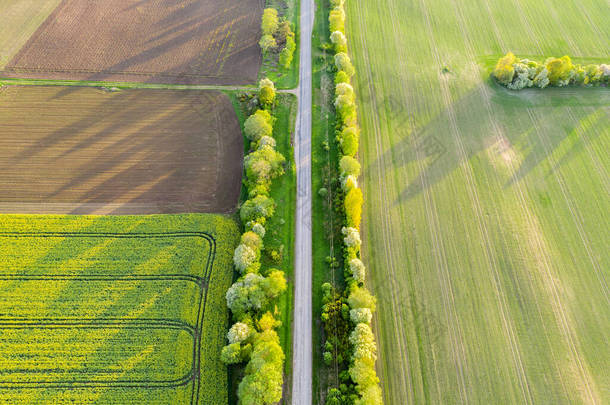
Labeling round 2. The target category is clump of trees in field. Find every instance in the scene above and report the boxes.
[259,7,296,70]
[493,52,609,90]
[222,79,289,405]
[318,0,384,404]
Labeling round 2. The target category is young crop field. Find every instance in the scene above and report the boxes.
[345,0,609,403]
[0,0,263,85]
[0,214,239,404]
[0,86,243,215]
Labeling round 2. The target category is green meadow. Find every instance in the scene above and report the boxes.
[345,0,609,403]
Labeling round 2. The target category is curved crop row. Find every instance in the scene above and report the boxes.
[320,0,384,404]
[493,52,609,90]
[220,79,288,405]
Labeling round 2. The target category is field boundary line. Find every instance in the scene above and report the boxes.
[0,230,217,404]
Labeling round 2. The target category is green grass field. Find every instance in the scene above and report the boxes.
[345,0,609,403]
[0,214,239,404]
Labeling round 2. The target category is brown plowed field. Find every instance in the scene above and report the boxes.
[0,86,243,214]
[1,0,263,85]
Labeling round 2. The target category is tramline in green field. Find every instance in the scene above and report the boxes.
[0,214,239,404]
[345,0,609,403]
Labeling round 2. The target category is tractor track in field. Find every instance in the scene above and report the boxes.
[479,4,604,400]
[564,108,610,196]
[0,230,217,404]
[352,1,415,402]
[510,0,543,55]
[385,0,474,402]
[419,0,538,402]
[452,0,582,399]
[527,109,601,404]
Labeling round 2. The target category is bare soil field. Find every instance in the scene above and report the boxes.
[0,86,243,214]
[0,0,263,85]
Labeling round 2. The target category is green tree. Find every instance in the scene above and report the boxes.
[259,78,276,107]
[546,55,575,86]
[240,195,275,223]
[348,286,377,312]
[220,342,243,364]
[340,126,359,156]
[345,186,363,229]
[329,7,345,33]
[244,110,273,142]
[339,155,361,177]
[259,34,276,52]
[493,52,517,86]
[331,30,348,53]
[335,52,355,77]
[238,330,284,405]
[261,8,279,36]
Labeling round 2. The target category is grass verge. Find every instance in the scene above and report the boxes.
[310,0,345,403]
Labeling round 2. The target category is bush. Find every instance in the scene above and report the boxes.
[238,330,284,405]
[492,52,517,86]
[340,126,359,156]
[329,7,345,33]
[241,231,263,250]
[228,322,252,344]
[261,8,279,36]
[335,53,355,77]
[335,70,350,84]
[259,34,276,52]
[280,35,296,69]
[350,307,372,324]
[493,53,607,89]
[348,258,366,283]
[259,78,276,107]
[342,226,361,249]
[244,110,273,142]
[240,195,275,223]
[233,243,260,274]
[546,55,575,86]
[348,286,377,313]
[220,342,244,364]
[339,155,361,177]
[245,145,286,186]
[342,175,358,191]
[331,31,348,53]
[345,187,363,228]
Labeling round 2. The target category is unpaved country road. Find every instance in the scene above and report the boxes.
[292,0,314,403]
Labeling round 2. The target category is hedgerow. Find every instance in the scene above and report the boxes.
[492,52,609,89]
[320,0,384,403]
[222,79,289,405]
[260,6,296,70]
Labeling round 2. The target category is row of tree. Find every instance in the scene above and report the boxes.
[260,7,296,69]
[221,79,287,405]
[493,52,610,90]
[321,0,384,404]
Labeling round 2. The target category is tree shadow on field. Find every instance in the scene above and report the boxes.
[0,86,243,214]
[364,81,610,205]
